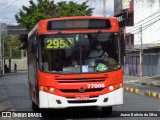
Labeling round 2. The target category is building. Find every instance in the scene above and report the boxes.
[114,0,135,75]
[0,24,27,74]
[7,25,27,35]
[114,0,134,50]
[114,0,160,76]
[126,0,160,45]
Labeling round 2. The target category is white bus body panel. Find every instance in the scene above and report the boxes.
[39,88,123,108]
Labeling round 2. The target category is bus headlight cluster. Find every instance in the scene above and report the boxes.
[109,83,123,91]
[40,86,55,93]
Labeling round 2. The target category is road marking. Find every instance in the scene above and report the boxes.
[129,88,134,92]
[134,88,139,93]
[151,92,157,98]
[144,91,151,96]
[125,87,129,91]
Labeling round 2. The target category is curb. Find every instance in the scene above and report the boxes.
[0,75,4,78]
[2,72,27,76]
[144,91,160,98]
[124,87,160,99]
[124,87,140,94]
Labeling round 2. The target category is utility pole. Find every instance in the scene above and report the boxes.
[9,48,12,73]
[89,0,106,16]
[0,23,2,74]
[140,25,143,77]
[0,22,5,75]
[103,0,106,17]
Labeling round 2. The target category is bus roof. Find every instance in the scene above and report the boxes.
[45,16,117,21]
[28,16,119,38]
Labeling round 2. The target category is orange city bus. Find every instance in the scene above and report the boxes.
[28,16,124,114]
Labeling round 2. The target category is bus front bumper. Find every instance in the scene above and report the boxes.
[39,88,123,108]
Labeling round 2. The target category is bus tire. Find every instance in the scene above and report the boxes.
[32,102,39,112]
[101,106,112,116]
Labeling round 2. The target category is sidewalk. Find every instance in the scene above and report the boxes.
[123,75,160,99]
[124,75,160,87]
[0,70,27,77]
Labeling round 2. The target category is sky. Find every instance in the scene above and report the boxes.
[0,0,114,25]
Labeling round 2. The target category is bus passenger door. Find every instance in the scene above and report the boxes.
[28,32,39,106]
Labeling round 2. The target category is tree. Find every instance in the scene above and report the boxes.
[15,0,94,31]
[3,35,21,58]
[56,1,93,17]
[3,34,21,73]
[15,0,56,31]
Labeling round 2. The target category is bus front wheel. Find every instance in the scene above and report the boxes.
[32,102,39,112]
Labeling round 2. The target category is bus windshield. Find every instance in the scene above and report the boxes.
[39,32,121,74]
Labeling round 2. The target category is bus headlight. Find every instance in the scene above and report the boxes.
[44,86,49,92]
[40,86,49,92]
[109,86,114,91]
[114,84,119,89]
[119,83,123,88]
[50,88,55,93]
[40,86,44,91]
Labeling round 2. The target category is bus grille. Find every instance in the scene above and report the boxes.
[55,77,107,83]
[67,100,97,104]
[60,88,104,93]
[66,96,98,99]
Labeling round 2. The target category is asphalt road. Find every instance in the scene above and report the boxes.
[0,73,160,120]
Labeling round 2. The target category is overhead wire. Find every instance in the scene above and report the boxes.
[0,0,19,14]
[114,0,160,36]
[135,8,160,25]
[0,0,19,23]
[126,17,160,36]
[134,6,150,15]
[134,3,150,12]
[126,9,160,32]
[127,15,160,33]
[124,0,160,33]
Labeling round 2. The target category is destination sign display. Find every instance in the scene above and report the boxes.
[47,19,111,30]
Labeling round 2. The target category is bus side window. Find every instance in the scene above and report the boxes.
[120,33,125,65]
[28,38,32,52]
[43,62,49,71]
[31,35,37,56]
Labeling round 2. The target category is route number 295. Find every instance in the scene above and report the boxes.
[87,83,105,89]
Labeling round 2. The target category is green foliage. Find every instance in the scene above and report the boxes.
[15,0,94,31]
[56,1,94,17]
[15,0,56,31]
[3,35,21,59]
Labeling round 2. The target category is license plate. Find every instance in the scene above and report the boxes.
[75,95,89,100]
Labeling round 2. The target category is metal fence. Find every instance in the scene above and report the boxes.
[124,51,140,76]
[143,53,160,76]
[124,50,160,77]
